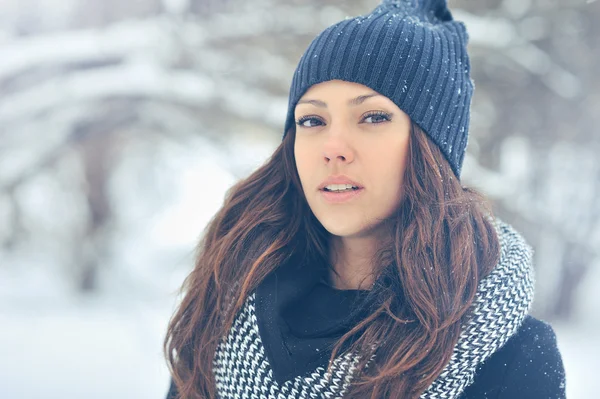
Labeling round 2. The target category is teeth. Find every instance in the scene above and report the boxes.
[324,184,358,192]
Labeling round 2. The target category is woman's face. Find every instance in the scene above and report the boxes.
[294,80,411,239]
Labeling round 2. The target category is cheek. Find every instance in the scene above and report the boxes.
[371,141,409,204]
[294,141,313,189]
[380,168,404,206]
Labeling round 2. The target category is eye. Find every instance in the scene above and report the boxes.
[295,115,325,128]
[362,111,392,124]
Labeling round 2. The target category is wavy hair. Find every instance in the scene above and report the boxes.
[163,121,500,399]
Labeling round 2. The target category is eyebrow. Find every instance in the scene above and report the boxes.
[296,93,382,108]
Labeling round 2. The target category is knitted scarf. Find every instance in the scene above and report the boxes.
[212,219,535,398]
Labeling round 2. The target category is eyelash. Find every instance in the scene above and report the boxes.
[295,111,392,128]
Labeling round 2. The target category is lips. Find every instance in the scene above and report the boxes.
[320,188,363,203]
[318,175,364,191]
[317,175,365,204]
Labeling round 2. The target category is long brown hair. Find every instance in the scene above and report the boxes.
[163,122,500,399]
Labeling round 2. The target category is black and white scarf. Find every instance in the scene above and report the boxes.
[212,220,535,398]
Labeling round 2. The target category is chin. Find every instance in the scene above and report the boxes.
[318,217,368,238]
[323,226,360,238]
[318,213,392,240]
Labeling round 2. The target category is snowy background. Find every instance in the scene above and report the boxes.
[0,0,598,398]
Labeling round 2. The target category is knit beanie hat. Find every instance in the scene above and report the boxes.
[283,0,473,179]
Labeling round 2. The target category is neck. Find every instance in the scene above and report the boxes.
[328,235,378,290]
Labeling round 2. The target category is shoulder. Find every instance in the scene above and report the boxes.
[491,218,533,260]
[461,315,566,399]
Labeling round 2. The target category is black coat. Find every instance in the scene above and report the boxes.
[460,315,566,398]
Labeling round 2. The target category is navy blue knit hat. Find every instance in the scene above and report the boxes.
[283,0,473,178]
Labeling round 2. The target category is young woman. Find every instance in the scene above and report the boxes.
[164,1,566,398]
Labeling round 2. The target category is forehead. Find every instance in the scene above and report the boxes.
[293,79,409,120]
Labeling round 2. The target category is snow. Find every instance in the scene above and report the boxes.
[0,19,171,82]
[0,62,217,123]
[0,296,173,399]
[554,319,600,399]
[501,0,532,19]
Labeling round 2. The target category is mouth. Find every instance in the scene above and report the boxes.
[319,185,364,203]
[321,184,361,193]
[317,176,364,200]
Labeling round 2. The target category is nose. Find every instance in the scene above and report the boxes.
[323,130,354,165]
